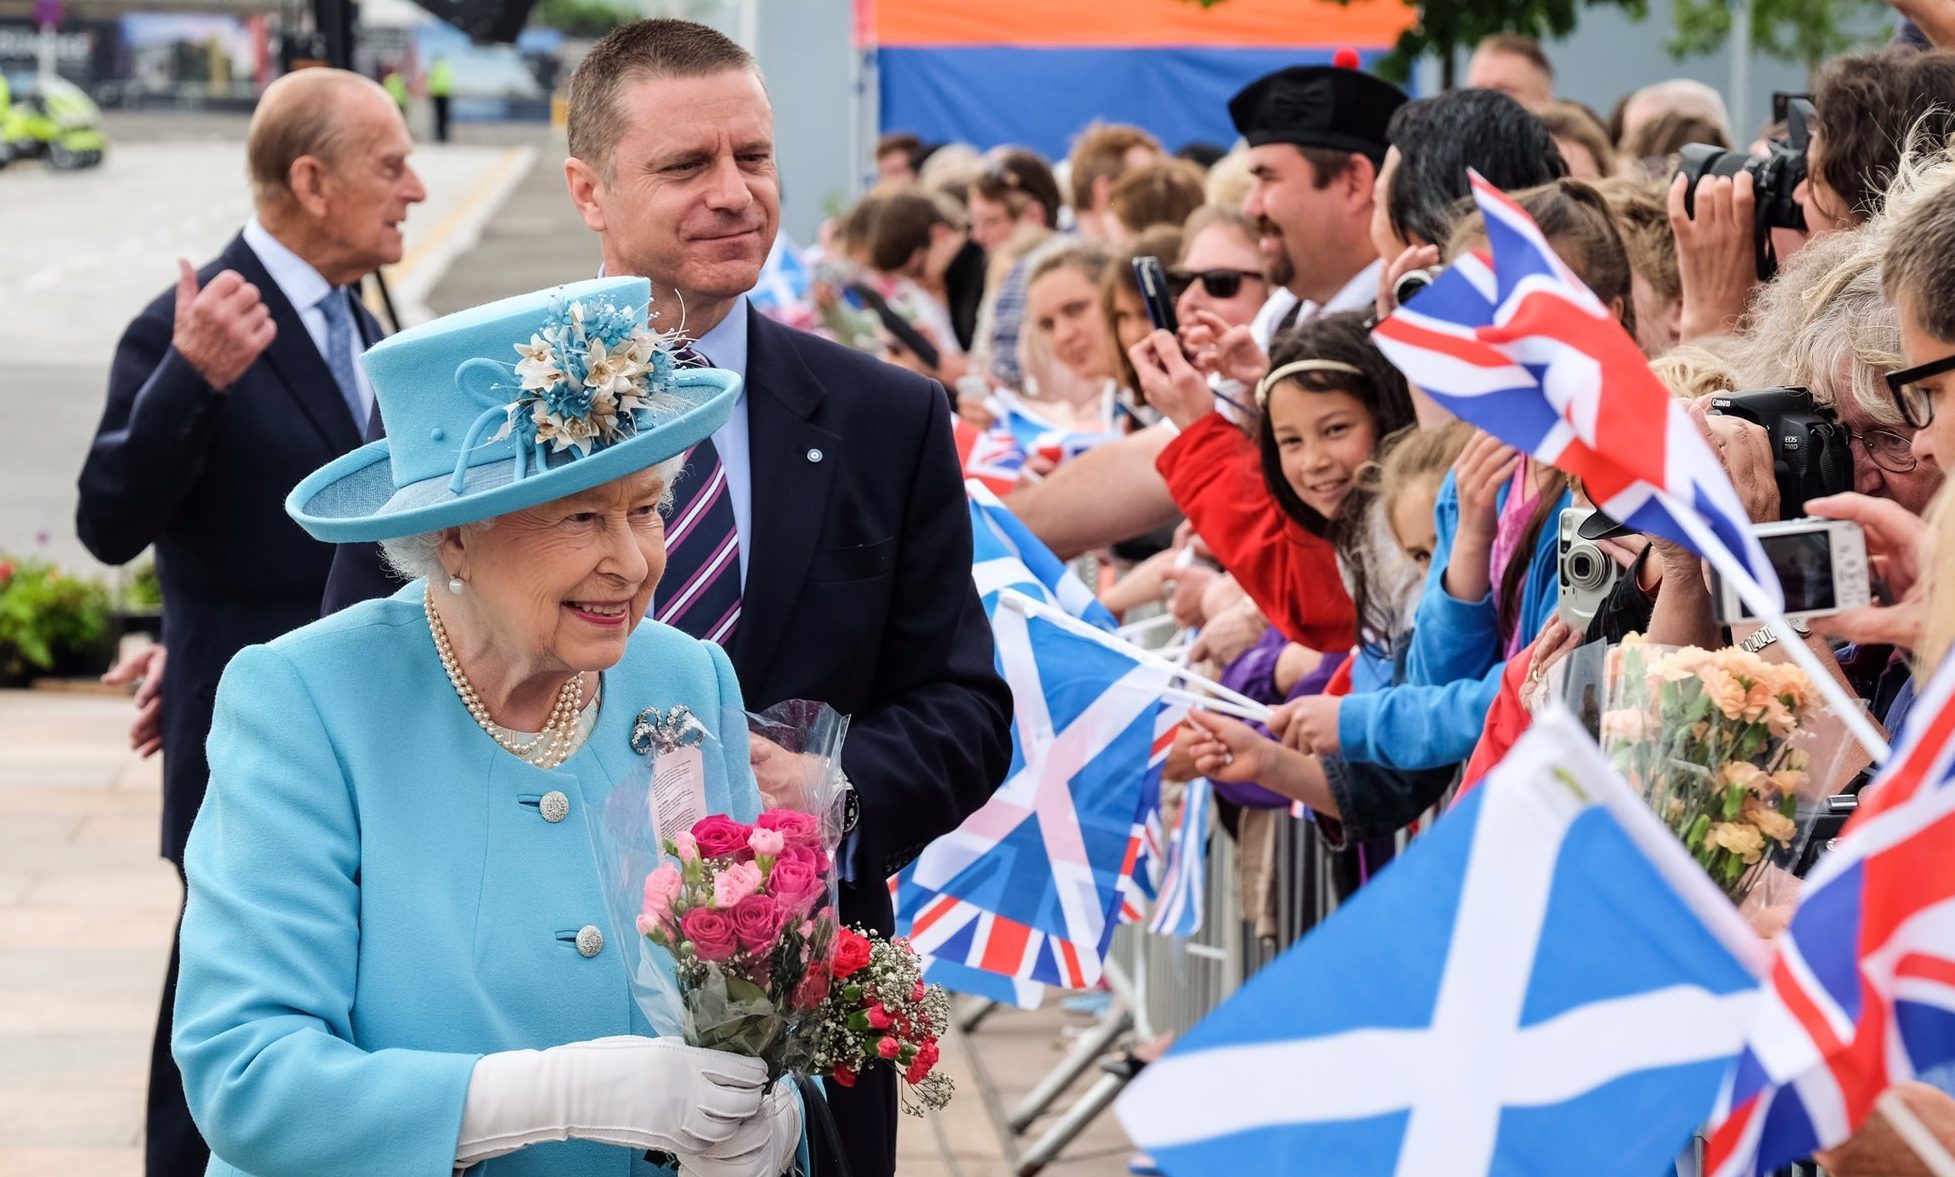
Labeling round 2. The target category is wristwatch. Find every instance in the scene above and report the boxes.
[1739,617,1811,654]
[837,771,860,835]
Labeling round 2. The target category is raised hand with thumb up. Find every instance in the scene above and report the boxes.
[171,258,276,391]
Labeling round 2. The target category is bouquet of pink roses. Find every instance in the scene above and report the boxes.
[589,701,849,1080]
[634,809,841,1078]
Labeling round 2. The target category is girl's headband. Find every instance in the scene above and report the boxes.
[1255,359,1365,406]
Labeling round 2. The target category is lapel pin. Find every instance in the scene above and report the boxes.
[806,448,824,463]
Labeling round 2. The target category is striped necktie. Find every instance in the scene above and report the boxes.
[652,349,742,645]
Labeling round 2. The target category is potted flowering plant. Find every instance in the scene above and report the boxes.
[0,557,114,684]
[1600,637,1825,902]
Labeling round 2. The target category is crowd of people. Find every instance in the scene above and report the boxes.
[72,7,1955,1175]
[782,26,1955,1170]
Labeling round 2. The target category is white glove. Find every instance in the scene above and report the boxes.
[454,1036,766,1167]
[679,1080,804,1177]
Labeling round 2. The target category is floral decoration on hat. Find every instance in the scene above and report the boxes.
[493,295,691,457]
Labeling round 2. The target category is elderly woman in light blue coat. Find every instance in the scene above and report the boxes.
[173,277,803,1176]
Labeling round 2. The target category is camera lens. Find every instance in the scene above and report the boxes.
[1565,545,1613,591]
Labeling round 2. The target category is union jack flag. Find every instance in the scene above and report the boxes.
[1371,171,1781,612]
[1147,777,1212,938]
[962,388,1121,495]
[1705,655,1955,1176]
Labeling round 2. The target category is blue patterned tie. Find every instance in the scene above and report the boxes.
[653,349,742,645]
[315,288,368,428]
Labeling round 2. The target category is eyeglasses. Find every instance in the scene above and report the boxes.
[1843,424,1919,474]
[1885,351,1955,429]
[1166,267,1267,300]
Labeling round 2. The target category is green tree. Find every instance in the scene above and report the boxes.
[1182,0,1648,83]
[1668,0,1889,70]
[1181,0,1888,80]
[536,0,634,38]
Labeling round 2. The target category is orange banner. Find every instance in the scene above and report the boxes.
[869,0,1415,49]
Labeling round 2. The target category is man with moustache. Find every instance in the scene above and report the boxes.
[1231,63,1407,350]
[77,67,424,1177]
[320,22,1012,1176]
[1005,62,1406,557]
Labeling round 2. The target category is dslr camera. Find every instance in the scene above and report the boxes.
[1704,387,1854,519]
[1675,93,1814,282]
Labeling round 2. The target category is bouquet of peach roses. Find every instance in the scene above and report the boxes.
[1600,636,1826,902]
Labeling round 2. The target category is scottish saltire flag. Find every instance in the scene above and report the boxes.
[964,389,1121,492]
[1705,656,1955,1177]
[1372,172,1781,612]
[969,482,1117,630]
[1147,778,1212,938]
[748,235,814,328]
[893,588,1188,1001]
[1116,707,1766,1175]
[970,481,1159,924]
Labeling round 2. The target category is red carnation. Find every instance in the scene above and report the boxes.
[866,1003,893,1029]
[792,965,831,1011]
[832,1064,857,1088]
[691,814,755,859]
[832,928,873,978]
[878,1036,901,1060]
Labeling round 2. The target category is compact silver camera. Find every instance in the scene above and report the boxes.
[1710,517,1872,626]
[1556,507,1623,633]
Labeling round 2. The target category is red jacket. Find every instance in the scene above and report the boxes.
[1156,414,1357,653]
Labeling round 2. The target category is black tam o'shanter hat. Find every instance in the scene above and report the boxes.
[1228,62,1408,165]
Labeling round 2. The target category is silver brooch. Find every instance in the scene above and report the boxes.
[630,705,707,755]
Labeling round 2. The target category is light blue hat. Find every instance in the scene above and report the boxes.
[287,276,738,543]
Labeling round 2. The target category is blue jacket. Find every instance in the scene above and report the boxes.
[174,582,764,1177]
[1335,471,1566,770]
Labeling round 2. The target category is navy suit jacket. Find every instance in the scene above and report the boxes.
[79,233,379,864]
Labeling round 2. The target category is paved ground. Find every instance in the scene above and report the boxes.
[0,681,1135,1176]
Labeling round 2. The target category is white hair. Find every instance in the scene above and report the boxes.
[378,453,685,584]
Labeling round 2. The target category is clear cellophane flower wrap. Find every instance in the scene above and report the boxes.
[588,700,849,1083]
[1598,636,1836,905]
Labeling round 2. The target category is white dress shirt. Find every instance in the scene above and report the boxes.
[240,217,375,425]
[689,294,753,587]
[1247,258,1385,353]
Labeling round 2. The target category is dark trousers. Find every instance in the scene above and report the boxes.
[826,1059,896,1177]
[147,862,209,1177]
[433,95,451,143]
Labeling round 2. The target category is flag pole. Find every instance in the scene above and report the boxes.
[1876,1089,1955,1177]
[1666,510,1893,765]
[1162,687,1273,724]
[997,592,1270,714]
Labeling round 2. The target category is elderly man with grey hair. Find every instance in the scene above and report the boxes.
[76,66,424,1177]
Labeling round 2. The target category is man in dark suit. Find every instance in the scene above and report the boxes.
[76,67,423,1177]
[320,20,1012,1175]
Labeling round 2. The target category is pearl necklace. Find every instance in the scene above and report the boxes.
[425,585,585,769]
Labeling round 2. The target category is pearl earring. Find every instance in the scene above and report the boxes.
[447,575,465,596]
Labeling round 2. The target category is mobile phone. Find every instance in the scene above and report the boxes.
[1710,517,1871,625]
[1133,256,1179,336]
[845,281,942,372]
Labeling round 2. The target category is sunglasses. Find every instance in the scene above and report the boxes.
[1885,351,1955,429]
[1166,267,1266,300]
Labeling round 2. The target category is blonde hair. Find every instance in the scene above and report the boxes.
[1649,343,1738,401]
[1203,148,1256,212]
[1924,488,1955,673]
[1374,422,1473,529]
